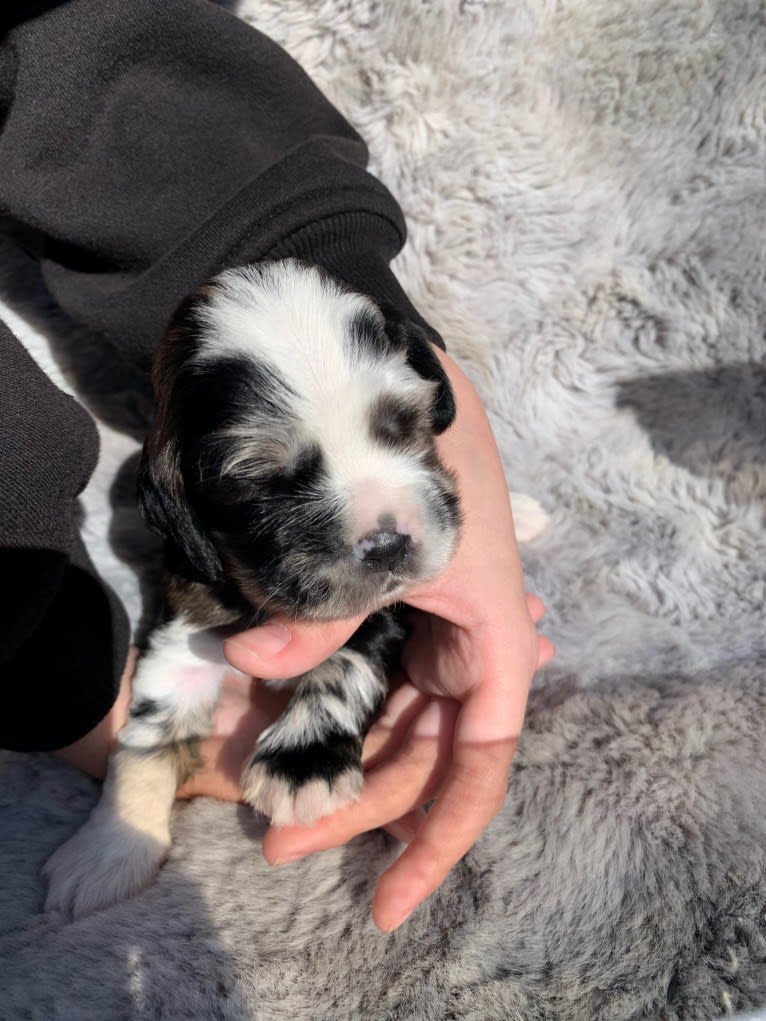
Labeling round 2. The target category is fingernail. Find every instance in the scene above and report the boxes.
[231,622,291,659]
[271,851,309,867]
[380,904,414,934]
[269,849,306,865]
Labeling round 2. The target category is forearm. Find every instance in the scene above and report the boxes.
[0,0,440,361]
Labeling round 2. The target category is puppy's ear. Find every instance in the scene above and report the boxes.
[382,307,456,434]
[137,284,224,584]
[137,439,223,585]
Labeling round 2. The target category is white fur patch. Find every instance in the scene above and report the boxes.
[44,620,245,918]
[43,748,177,918]
[242,765,363,827]
[43,816,170,919]
[120,616,238,749]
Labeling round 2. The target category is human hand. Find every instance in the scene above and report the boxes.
[224,348,553,932]
[176,670,291,801]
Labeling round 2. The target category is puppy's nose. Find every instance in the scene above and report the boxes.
[358,530,410,572]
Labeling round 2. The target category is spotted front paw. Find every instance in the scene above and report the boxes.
[242,735,364,826]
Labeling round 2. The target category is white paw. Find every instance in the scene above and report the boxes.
[43,814,170,919]
[508,491,549,543]
[242,761,363,827]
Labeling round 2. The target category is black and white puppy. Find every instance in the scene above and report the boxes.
[44,259,547,918]
[43,260,467,917]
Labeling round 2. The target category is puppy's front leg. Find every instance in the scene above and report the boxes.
[242,609,406,827]
[44,616,236,918]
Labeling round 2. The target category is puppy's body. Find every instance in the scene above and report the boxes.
[44,261,546,917]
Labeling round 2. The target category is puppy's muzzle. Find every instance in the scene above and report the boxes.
[354,529,411,572]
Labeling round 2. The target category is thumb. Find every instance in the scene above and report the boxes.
[224,615,366,680]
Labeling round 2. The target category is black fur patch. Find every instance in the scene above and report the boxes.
[378,304,456,433]
[403,337,456,433]
[177,355,293,442]
[347,308,391,361]
[369,395,422,448]
[129,697,162,719]
[345,605,409,676]
[137,445,223,586]
[270,443,324,493]
[250,731,363,791]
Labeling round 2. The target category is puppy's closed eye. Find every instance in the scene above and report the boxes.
[369,396,424,447]
[270,443,324,492]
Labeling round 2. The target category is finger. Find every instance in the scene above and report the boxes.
[524,595,553,669]
[372,729,518,932]
[537,635,555,669]
[525,593,545,624]
[371,668,528,932]
[224,614,366,680]
[362,682,431,770]
[213,676,290,738]
[262,698,459,864]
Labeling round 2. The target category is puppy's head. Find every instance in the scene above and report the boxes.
[138,260,461,621]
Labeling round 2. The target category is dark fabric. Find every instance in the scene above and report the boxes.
[0,0,442,358]
[0,322,129,750]
[0,0,439,750]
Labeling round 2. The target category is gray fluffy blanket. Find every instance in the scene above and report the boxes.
[2,1,766,1018]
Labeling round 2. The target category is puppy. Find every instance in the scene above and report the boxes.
[44,260,546,918]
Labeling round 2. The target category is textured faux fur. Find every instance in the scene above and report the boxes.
[1,0,766,1018]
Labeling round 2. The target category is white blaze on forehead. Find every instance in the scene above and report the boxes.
[198,261,373,391]
[195,262,435,537]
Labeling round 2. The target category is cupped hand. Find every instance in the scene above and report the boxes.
[224,348,553,931]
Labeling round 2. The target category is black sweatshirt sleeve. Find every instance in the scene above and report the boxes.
[0,0,440,750]
[0,0,442,363]
[0,321,130,751]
